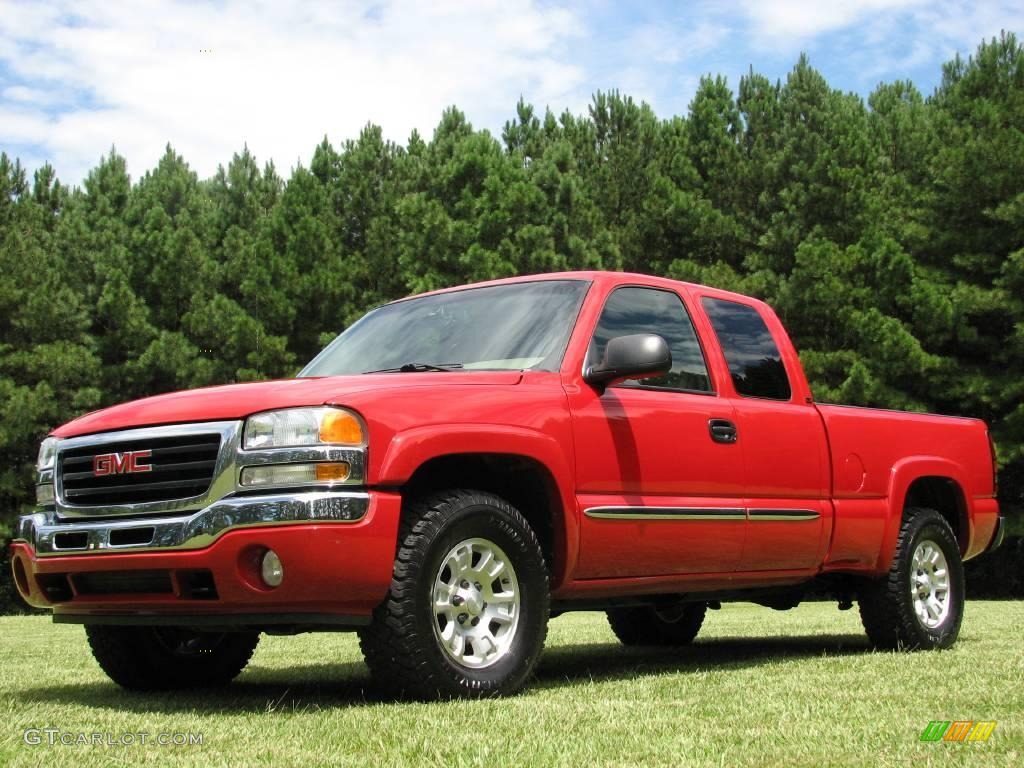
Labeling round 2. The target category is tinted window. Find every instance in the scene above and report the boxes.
[587,287,711,392]
[702,298,791,400]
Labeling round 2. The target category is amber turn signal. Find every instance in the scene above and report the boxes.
[319,410,365,445]
[315,462,351,482]
[240,461,350,488]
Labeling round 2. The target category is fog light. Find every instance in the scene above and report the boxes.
[261,550,284,588]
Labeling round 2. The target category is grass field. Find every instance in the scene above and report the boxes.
[1,601,1021,767]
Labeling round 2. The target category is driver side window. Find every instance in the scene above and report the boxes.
[587,287,712,393]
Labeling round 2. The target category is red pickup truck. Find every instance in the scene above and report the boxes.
[10,272,1003,698]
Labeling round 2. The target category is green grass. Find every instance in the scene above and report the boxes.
[1,602,1021,767]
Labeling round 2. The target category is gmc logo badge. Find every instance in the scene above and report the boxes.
[93,450,153,476]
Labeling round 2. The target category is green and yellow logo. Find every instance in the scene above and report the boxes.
[921,721,996,742]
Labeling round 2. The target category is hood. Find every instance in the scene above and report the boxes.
[51,372,523,438]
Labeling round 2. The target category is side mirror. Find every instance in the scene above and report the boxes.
[584,334,672,389]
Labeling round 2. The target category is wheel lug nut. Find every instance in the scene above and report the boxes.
[460,580,470,588]
[471,617,480,626]
[474,582,482,590]
[457,613,468,624]
[452,596,463,606]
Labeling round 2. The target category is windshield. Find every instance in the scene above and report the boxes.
[299,280,590,376]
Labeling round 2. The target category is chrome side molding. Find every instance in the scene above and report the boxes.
[584,506,820,522]
[746,508,821,521]
[584,506,746,521]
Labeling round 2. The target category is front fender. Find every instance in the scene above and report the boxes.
[375,423,579,586]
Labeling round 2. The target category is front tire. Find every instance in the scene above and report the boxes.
[859,507,964,650]
[85,626,259,690]
[359,489,549,699]
[607,603,707,646]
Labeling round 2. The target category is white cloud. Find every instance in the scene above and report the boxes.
[624,21,730,65]
[2,0,1020,184]
[3,85,57,105]
[914,1,1024,59]
[730,0,1023,96]
[0,107,51,143]
[0,0,586,184]
[737,0,928,46]
[735,0,1023,61]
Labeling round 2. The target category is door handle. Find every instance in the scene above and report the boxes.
[709,419,738,444]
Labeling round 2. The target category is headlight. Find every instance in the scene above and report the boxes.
[243,407,366,450]
[37,437,59,471]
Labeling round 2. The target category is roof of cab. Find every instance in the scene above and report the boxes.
[387,270,764,309]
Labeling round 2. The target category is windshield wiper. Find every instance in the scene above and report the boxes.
[363,362,464,374]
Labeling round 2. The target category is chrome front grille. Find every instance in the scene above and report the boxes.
[59,433,221,506]
[44,419,366,521]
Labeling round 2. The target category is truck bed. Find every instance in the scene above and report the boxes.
[816,403,999,569]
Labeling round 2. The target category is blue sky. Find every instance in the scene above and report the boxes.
[1,0,1021,186]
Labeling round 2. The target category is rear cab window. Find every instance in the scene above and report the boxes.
[701,297,792,400]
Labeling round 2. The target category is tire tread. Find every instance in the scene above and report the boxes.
[86,626,259,690]
[607,604,706,647]
[358,489,549,699]
[859,506,963,650]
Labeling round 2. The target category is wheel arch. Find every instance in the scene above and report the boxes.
[377,426,577,589]
[876,457,971,573]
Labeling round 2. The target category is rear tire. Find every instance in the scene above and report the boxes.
[607,603,706,646]
[85,626,259,690]
[359,489,549,699]
[859,507,964,650]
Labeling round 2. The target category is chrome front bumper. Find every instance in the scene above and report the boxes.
[14,490,370,556]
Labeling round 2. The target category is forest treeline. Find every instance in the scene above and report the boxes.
[1,33,1022,534]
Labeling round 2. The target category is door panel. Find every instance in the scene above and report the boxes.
[696,296,831,572]
[570,386,745,578]
[733,400,830,570]
[743,498,831,571]
[569,285,751,580]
